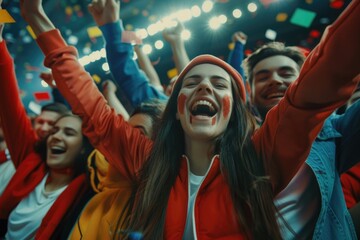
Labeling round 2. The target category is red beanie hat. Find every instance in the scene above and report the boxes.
[175,54,246,102]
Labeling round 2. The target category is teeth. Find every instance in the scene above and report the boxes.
[267,93,284,99]
[51,146,65,151]
[192,100,215,111]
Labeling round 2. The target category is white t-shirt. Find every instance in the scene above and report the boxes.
[183,172,204,240]
[274,163,321,239]
[0,149,16,196]
[5,174,67,240]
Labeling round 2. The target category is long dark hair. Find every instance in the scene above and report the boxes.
[120,72,282,239]
[34,114,93,176]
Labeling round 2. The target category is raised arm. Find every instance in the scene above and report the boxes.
[227,31,247,78]
[20,0,152,181]
[102,80,130,120]
[88,0,167,108]
[253,1,360,194]
[162,21,190,73]
[134,45,163,92]
[0,7,37,168]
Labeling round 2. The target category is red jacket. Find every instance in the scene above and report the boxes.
[37,1,359,237]
[341,163,360,209]
[0,41,89,239]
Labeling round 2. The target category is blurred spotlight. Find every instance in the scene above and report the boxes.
[22,36,32,44]
[155,40,164,49]
[83,47,91,55]
[147,24,159,36]
[248,3,258,12]
[232,9,242,18]
[89,51,101,63]
[68,35,78,45]
[181,30,191,40]
[191,5,201,17]
[209,16,221,30]
[218,14,227,24]
[142,44,153,54]
[177,9,192,22]
[79,56,91,66]
[102,62,110,72]
[202,0,213,13]
[136,28,148,39]
[100,48,106,58]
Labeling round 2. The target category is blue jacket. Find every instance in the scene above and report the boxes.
[276,100,360,239]
[99,21,168,108]
[307,100,360,240]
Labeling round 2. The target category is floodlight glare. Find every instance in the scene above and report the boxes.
[232,9,242,18]
[209,16,221,30]
[181,29,191,40]
[191,5,201,17]
[202,0,213,13]
[155,40,164,49]
[143,44,153,54]
[248,3,258,13]
[102,62,110,72]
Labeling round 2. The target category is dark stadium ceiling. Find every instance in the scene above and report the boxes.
[1,0,351,114]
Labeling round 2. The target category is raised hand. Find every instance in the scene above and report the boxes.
[162,21,184,44]
[102,80,117,96]
[232,31,247,45]
[88,0,120,26]
[19,0,55,37]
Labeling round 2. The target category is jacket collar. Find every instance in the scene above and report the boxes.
[179,154,221,189]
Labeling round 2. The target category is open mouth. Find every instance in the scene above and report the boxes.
[266,92,284,99]
[50,146,66,155]
[190,100,217,117]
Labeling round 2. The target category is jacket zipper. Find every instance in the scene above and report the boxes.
[184,155,218,240]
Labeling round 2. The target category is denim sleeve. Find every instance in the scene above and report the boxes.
[332,99,360,172]
[227,41,245,79]
[99,21,168,108]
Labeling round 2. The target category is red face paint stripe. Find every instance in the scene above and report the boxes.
[223,95,231,119]
[178,94,187,115]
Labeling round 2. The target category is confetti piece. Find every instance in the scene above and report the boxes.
[265,29,277,40]
[0,9,15,23]
[65,6,73,16]
[330,0,344,9]
[26,25,37,39]
[87,26,102,38]
[276,13,288,22]
[167,68,178,79]
[259,0,278,7]
[228,42,234,50]
[92,74,101,84]
[34,92,51,101]
[309,29,320,38]
[290,8,316,28]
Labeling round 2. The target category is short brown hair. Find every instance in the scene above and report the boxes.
[243,42,306,84]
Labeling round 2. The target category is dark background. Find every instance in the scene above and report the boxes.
[2,0,351,114]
